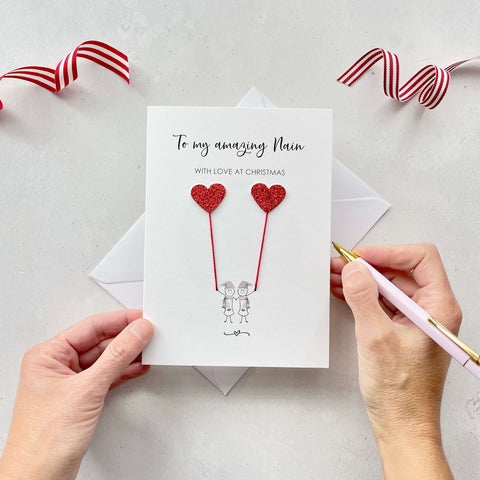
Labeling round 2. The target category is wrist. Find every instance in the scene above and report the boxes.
[375,434,453,480]
[0,438,80,480]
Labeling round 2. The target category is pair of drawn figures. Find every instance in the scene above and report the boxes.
[219,281,253,323]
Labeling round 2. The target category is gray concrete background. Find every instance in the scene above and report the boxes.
[0,1,479,478]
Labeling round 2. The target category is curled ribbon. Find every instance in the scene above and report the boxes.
[337,48,479,109]
[0,40,129,110]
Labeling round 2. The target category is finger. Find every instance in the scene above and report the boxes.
[330,256,346,275]
[331,286,345,301]
[377,299,411,326]
[354,244,449,289]
[109,362,151,390]
[58,309,143,353]
[79,338,112,369]
[378,298,395,319]
[332,269,418,302]
[334,251,420,296]
[341,262,392,344]
[377,298,412,323]
[79,338,143,370]
[382,270,419,298]
[330,272,342,288]
[332,259,417,285]
[88,318,153,389]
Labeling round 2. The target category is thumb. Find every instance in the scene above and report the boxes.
[90,318,154,388]
[341,262,389,337]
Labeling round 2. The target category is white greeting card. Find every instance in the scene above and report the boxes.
[143,107,332,367]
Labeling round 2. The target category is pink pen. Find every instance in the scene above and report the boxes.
[333,242,480,381]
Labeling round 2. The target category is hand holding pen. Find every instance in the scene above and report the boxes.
[331,243,466,480]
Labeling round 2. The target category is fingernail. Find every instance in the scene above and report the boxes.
[129,319,153,343]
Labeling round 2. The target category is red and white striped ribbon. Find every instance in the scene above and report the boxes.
[0,40,129,110]
[337,48,479,109]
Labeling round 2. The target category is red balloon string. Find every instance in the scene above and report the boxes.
[191,184,226,292]
[209,212,219,291]
[254,212,269,291]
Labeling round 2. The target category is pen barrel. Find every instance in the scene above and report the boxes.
[355,258,476,371]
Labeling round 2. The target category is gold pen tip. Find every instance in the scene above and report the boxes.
[332,241,358,263]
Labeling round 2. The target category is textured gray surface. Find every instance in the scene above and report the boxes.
[0,1,479,478]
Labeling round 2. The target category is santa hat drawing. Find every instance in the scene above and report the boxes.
[238,281,252,290]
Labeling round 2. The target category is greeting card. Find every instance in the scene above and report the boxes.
[143,107,332,367]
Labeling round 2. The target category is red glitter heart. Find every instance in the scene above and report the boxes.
[191,184,226,213]
[251,183,286,213]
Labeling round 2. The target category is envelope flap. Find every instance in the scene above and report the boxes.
[331,198,389,252]
[332,157,385,201]
[238,87,276,108]
[195,366,249,395]
[95,280,144,310]
[89,215,145,284]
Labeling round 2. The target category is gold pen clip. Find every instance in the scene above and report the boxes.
[427,316,480,366]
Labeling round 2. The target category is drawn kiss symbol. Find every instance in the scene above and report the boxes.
[251,183,286,213]
[191,183,226,213]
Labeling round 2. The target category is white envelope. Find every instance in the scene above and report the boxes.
[89,87,390,395]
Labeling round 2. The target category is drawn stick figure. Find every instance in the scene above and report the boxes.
[219,281,235,323]
[237,280,253,324]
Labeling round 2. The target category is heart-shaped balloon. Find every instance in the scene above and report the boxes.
[251,183,286,213]
[191,184,226,213]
